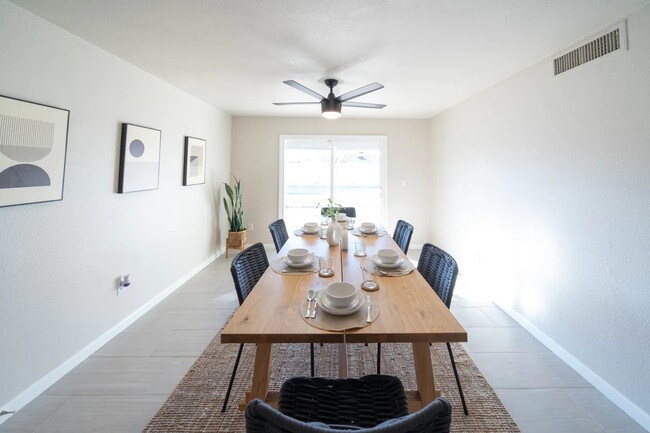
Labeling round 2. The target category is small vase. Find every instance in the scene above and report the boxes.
[336,214,348,251]
[326,220,341,246]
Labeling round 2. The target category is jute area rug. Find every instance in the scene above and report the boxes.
[145,332,520,432]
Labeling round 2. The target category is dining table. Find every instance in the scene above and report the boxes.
[220,226,467,412]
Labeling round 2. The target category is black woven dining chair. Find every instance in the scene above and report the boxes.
[222,242,269,412]
[268,219,289,253]
[224,242,315,412]
[392,219,414,254]
[417,242,468,415]
[245,375,453,433]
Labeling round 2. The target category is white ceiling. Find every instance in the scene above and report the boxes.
[9,0,650,118]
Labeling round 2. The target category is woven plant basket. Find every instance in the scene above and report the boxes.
[228,230,247,247]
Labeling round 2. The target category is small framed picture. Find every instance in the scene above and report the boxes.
[118,123,161,193]
[0,95,70,208]
[183,136,206,186]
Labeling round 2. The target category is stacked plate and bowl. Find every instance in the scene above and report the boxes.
[317,282,365,316]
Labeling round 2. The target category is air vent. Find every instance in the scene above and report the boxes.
[554,20,627,76]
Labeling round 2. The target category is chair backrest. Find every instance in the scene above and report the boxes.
[230,242,269,305]
[392,219,414,254]
[417,243,458,308]
[279,375,409,427]
[245,397,452,433]
[321,207,356,218]
[268,219,289,253]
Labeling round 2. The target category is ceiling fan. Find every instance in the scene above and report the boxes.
[273,79,386,119]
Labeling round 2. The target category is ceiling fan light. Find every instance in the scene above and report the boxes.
[321,99,342,119]
[322,110,341,119]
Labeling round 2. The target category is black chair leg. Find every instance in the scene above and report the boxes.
[377,343,381,374]
[310,343,315,377]
[447,342,469,415]
[222,343,244,412]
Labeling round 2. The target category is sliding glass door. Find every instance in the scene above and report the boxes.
[280,135,386,230]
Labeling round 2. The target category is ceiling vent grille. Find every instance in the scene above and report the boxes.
[553,20,627,76]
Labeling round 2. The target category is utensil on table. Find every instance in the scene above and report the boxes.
[377,269,410,277]
[366,295,372,323]
[305,290,315,318]
[311,302,317,318]
[282,269,315,274]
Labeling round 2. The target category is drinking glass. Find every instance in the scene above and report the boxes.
[354,240,366,257]
[347,217,355,230]
[360,263,378,290]
[319,256,334,277]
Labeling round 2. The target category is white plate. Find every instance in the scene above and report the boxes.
[301,227,320,234]
[317,290,365,316]
[283,255,316,268]
[358,226,379,234]
[371,255,404,269]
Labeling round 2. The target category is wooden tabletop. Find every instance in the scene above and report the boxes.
[221,230,467,345]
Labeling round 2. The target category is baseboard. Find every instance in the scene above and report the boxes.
[495,302,650,431]
[0,253,217,424]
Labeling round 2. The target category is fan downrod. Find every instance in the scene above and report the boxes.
[324,78,338,93]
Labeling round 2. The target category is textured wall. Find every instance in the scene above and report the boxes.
[0,1,231,407]
[230,117,432,246]
[429,5,650,420]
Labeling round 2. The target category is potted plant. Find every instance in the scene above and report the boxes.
[320,198,341,224]
[223,176,246,257]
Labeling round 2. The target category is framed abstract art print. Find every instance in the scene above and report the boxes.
[0,95,70,208]
[118,123,161,193]
[183,136,206,186]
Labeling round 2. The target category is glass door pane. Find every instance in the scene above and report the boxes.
[281,136,385,231]
[332,142,382,223]
[283,140,330,229]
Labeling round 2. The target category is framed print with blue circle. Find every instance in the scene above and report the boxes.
[118,123,161,193]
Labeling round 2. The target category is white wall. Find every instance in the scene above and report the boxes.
[0,1,231,409]
[429,5,650,426]
[231,116,431,246]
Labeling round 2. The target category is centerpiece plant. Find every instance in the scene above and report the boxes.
[320,198,341,221]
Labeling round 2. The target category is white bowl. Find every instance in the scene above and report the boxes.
[287,248,310,264]
[361,222,376,231]
[377,248,399,264]
[304,222,319,231]
[325,282,358,308]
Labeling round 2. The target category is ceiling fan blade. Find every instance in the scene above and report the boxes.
[283,80,325,100]
[342,102,387,109]
[273,102,321,105]
[337,82,384,102]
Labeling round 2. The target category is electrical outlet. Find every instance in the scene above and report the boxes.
[248,223,254,230]
[117,274,131,296]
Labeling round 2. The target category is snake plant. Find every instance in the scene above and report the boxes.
[223,176,245,232]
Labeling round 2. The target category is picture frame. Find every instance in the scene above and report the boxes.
[183,136,206,186]
[118,123,161,193]
[0,95,70,208]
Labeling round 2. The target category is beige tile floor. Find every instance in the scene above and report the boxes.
[0,249,646,433]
